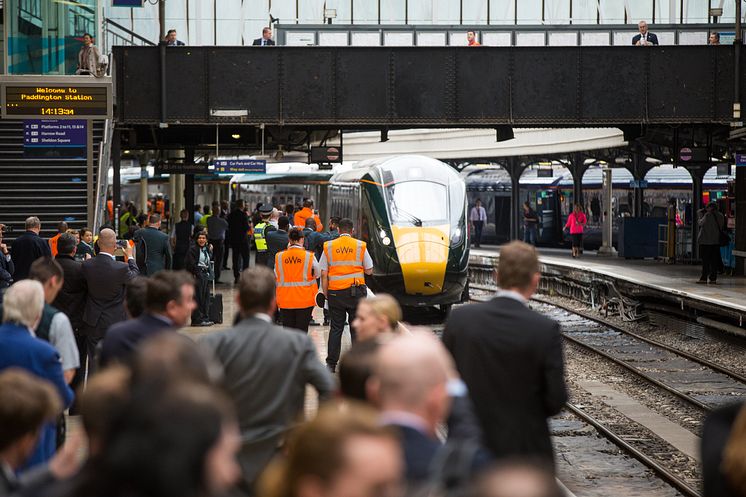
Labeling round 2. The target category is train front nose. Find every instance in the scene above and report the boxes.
[391,226,450,295]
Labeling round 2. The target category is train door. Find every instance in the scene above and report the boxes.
[493,195,511,243]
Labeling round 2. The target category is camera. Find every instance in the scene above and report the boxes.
[0,224,12,234]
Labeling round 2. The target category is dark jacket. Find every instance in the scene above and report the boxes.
[304,229,338,260]
[702,402,744,497]
[133,226,172,275]
[76,241,95,261]
[0,252,14,290]
[81,254,139,338]
[0,323,74,468]
[390,424,441,483]
[185,243,213,278]
[266,229,289,270]
[52,255,87,331]
[99,313,174,367]
[252,38,275,46]
[443,296,567,464]
[698,210,725,246]
[632,32,659,45]
[11,231,52,280]
[200,316,333,485]
[227,209,251,245]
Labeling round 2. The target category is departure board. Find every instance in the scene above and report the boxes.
[1,81,112,119]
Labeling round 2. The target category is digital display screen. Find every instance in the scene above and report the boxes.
[2,85,110,118]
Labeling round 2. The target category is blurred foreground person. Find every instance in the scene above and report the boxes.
[0,281,73,469]
[472,460,561,497]
[259,403,403,497]
[67,382,241,497]
[200,266,333,492]
[443,241,567,467]
[338,340,381,402]
[352,294,404,341]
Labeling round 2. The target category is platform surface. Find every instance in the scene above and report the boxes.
[472,246,746,315]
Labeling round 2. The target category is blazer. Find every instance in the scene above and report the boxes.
[632,32,659,45]
[227,209,251,245]
[53,255,87,331]
[11,231,52,281]
[99,313,174,367]
[389,423,441,483]
[81,254,139,338]
[0,253,13,289]
[133,227,172,275]
[252,38,275,46]
[443,296,567,464]
[265,230,289,270]
[701,401,744,497]
[0,323,74,468]
[200,316,334,484]
[185,244,212,278]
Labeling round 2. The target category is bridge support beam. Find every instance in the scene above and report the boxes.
[507,158,524,242]
[184,148,195,227]
[691,167,705,261]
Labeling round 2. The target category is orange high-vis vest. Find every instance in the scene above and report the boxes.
[323,236,366,291]
[48,233,62,257]
[275,247,318,309]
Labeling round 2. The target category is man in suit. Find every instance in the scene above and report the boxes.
[165,28,185,46]
[632,20,659,46]
[443,241,567,466]
[81,228,139,375]
[133,213,172,276]
[11,216,52,281]
[100,271,196,367]
[265,216,290,271]
[0,226,14,300]
[227,200,251,284]
[253,27,275,46]
[200,266,333,492]
[372,332,452,484]
[0,281,74,469]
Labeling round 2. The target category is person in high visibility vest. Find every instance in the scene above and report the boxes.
[254,205,274,266]
[319,218,374,372]
[274,227,319,333]
[48,221,68,257]
[293,199,323,231]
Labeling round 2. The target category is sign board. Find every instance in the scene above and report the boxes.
[23,119,87,159]
[735,153,746,166]
[629,179,649,188]
[678,146,708,163]
[1,76,112,119]
[112,0,143,6]
[210,159,266,174]
[536,168,553,178]
[310,146,343,163]
[716,163,731,176]
[154,161,209,175]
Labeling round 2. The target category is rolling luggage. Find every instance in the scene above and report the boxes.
[208,262,223,324]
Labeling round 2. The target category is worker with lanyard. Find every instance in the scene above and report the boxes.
[274,227,319,333]
[253,204,274,266]
[319,218,373,372]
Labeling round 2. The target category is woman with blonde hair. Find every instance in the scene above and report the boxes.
[352,294,405,342]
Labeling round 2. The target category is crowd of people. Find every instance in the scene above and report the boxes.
[0,208,744,497]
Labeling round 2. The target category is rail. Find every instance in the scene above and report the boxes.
[93,119,114,232]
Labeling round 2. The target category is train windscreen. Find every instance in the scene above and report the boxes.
[385,181,448,226]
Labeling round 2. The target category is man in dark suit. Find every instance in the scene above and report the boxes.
[11,216,52,281]
[265,216,289,270]
[0,280,74,469]
[200,266,333,491]
[133,213,172,276]
[252,27,275,46]
[443,241,567,466]
[373,332,452,483]
[80,228,139,374]
[53,233,87,333]
[632,20,659,46]
[100,271,196,367]
[227,200,251,283]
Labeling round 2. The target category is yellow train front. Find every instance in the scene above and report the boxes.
[328,155,469,310]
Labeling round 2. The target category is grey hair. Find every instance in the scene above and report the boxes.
[3,280,45,329]
[25,217,41,230]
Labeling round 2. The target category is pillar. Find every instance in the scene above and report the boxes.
[691,169,704,260]
[736,164,745,275]
[508,158,522,241]
[168,173,177,229]
[111,129,121,234]
[184,148,196,226]
[139,163,149,215]
[570,153,585,207]
[597,166,617,256]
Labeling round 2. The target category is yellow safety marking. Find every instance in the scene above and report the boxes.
[390,225,449,296]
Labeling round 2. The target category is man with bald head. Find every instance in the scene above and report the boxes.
[80,228,139,374]
[370,331,454,483]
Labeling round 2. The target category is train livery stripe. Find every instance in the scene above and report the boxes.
[390,225,450,296]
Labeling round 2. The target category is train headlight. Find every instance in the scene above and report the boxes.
[450,227,464,245]
[379,229,387,239]
[382,237,391,246]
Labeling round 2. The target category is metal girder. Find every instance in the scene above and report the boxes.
[114,45,742,127]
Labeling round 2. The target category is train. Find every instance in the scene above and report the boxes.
[327,155,469,311]
[463,163,736,248]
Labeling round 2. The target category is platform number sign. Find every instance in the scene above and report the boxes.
[679,147,693,162]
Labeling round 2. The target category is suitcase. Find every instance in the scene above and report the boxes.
[208,262,223,324]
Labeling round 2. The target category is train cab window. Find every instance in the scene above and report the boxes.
[385,181,448,226]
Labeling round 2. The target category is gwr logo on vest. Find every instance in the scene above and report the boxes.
[284,255,303,264]
[335,246,354,255]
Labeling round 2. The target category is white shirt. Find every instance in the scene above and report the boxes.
[496,289,528,306]
[470,206,487,222]
[318,234,373,272]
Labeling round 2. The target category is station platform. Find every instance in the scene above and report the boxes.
[470,246,746,331]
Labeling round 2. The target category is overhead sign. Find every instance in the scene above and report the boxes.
[536,168,553,178]
[678,146,708,163]
[1,76,112,119]
[310,146,343,163]
[112,0,143,6]
[154,161,209,175]
[23,119,87,159]
[210,159,266,174]
[735,153,746,166]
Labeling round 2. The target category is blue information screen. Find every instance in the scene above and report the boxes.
[23,119,87,159]
[212,159,266,174]
[112,0,143,7]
